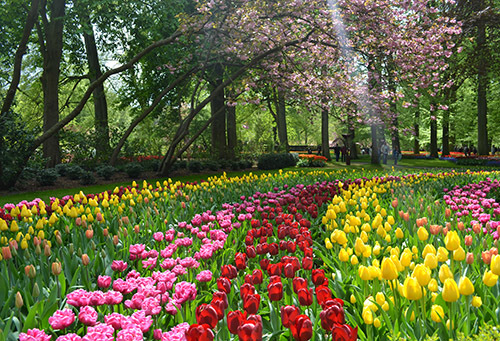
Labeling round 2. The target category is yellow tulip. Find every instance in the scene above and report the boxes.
[373,318,381,328]
[395,227,404,239]
[400,251,412,268]
[362,309,374,324]
[483,270,498,287]
[453,246,466,261]
[458,276,474,296]
[382,301,389,311]
[438,264,453,283]
[444,231,460,251]
[405,308,415,322]
[359,266,371,281]
[381,258,399,280]
[431,304,445,323]
[471,296,482,308]
[422,244,436,258]
[428,278,439,292]
[403,276,423,300]
[325,238,333,249]
[436,247,449,262]
[442,278,460,302]
[351,255,359,265]
[424,253,438,270]
[354,238,366,255]
[350,294,356,304]
[491,254,500,276]
[412,264,431,286]
[375,292,385,306]
[417,227,429,241]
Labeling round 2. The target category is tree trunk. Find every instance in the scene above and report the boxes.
[40,0,66,168]
[370,124,380,164]
[349,127,357,159]
[413,108,420,154]
[321,107,330,160]
[276,89,288,152]
[81,12,110,161]
[477,17,489,155]
[226,103,237,160]
[442,109,450,156]
[430,111,438,158]
[211,64,226,159]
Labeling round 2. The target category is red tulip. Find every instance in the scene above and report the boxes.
[287,241,297,253]
[302,257,313,270]
[217,277,231,294]
[304,248,313,258]
[267,263,281,277]
[185,324,214,341]
[290,314,313,341]
[238,319,263,341]
[251,269,263,285]
[240,283,256,299]
[245,274,253,284]
[245,235,254,245]
[320,302,345,331]
[221,265,237,279]
[246,245,257,258]
[269,243,279,255]
[331,324,358,341]
[212,291,228,309]
[297,288,313,306]
[292,277,308,294]
[279,240,288,251]
[235,252,247,270]
[281,305,300,328]
[315,285,332,306]
[227,310,247,335]
[284,263,296,278]
[243,293,260,315]
[312,269,327,286]
[195,304,218,329]
[260,259,270,271]
[268,281,283,301]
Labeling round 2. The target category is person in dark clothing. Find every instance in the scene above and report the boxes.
[341,146,346,162]
[334,144,340,162]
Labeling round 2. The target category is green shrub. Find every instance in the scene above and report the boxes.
[203,160,220,171]
[240,159,254,169]
[79,171,96,185]
[96,165,116,180]
[141,159,161,172]
[230,160,241,170]
[257,153,297,170]
[65,165,85,180]
[124,163,143,178]
[37,168,59,186]
[310,160,326,167]
[187,160,203,173]
[177,160,188,169]
[297,159,309,167]
[55,163,74,177]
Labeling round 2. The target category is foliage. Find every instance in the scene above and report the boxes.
[123,163,143,179]
[36,168,59,186]
[187,160,203,173]
[64,165,86,181]
[257,153,297,170]
[203,160,220,171]
[79,171,96,186]
[95,165,116,180]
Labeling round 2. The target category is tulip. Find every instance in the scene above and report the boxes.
[238,319,262,341]
[358,266,371,281]
[453,246,466,261]
[431,304,445,323]
[442,278,460,302]
[81,254,90,266]
[51,261,62,276]
[458,276,474,296]
[412,264,431,286]
[15,291,23,309]
[438,264,453,284]
[227,310,247,335]
[290,314,313,341]
[482,270,498,287]
[243,293,260,315]
[267,281,283,302]
[427,278,438,292]
[297,288,313,306]
[234,252,247,270]
[471,296,482,308]
[281,305,300,328]
[466,252,474,265]
[2,246,12,260]
[381,257,398,280]
[185,324,214,341]
[445,231,460,251]
[403,276,422,300]
[436,247,449,262]
[195,304,218,329]
[417,227,429,241]
[491,254,500,276]
[339,249,349,262]
[320,302,345,331]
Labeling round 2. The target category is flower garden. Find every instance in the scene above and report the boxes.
[2,168,500,340]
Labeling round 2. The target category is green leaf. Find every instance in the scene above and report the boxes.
[22,302,40,333]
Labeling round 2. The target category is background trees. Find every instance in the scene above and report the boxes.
[0,0,499,189]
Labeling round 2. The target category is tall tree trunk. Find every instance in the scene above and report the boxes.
[349,127,357,159]
[226,104,237,160]
[370,124,379,164]
[321,107,330,160]
[276,89,288,152]
[413,108,420,154]
[210,64,226,159]
[430,109,438,158]
[442,109,450,156]
[81,12,110,161]
[477,14,488,155]
[39,0,66,168]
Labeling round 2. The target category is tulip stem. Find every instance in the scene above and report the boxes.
[465,296,470,336]
[448,302,455,340]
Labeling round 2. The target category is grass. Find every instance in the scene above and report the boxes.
[0,158,497,206]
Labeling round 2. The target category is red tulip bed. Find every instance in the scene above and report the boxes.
[14,177,359,341]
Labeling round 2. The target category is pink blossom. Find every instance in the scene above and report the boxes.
[196,270,213,282]
[83,323,114,341]
[142,257,158,270]
[129,244,146,260]
[78,306,98,326]
[49,309,75,330]
[104,312,125,330]
[97,275,111,289]
[104,290,123,305]
[111,260,128,272]
[19,329,52,341]
[173,281,197,305]
[153,232,164,242]
[116,326,143,341]
[66,289,91,307]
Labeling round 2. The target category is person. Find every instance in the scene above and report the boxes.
[341,145,347,162]
[380,141,389,164]
[464,146,469,157]
[393,147,400,165]
[334,144,340,162]
[317,145,322,155]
